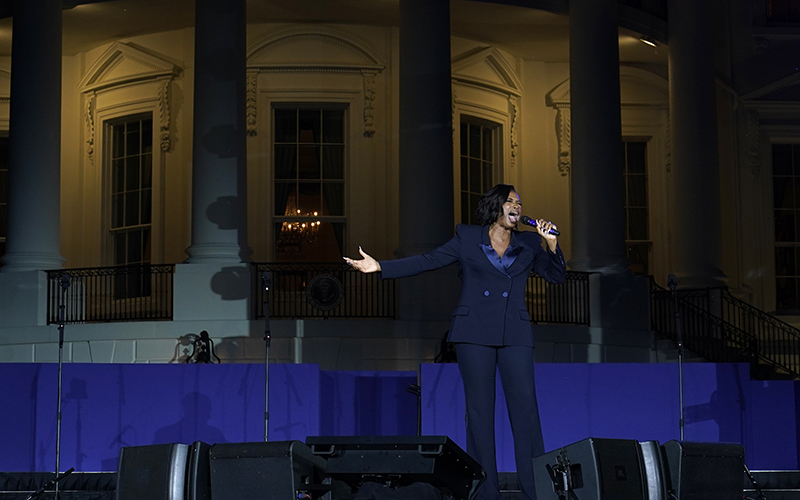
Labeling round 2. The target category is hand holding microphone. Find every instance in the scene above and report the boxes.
[520,215,560,236]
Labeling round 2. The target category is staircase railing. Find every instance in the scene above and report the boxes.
[650,278,800,379]
[721,289,800,378]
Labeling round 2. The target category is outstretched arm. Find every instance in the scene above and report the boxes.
[344,246,381,273]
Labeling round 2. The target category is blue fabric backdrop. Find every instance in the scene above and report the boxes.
[0,362,795,472]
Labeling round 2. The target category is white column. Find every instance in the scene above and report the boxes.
[184,0,251,263]
[1,0,65,272]
[567,0,628,274]
[668,0,725,287]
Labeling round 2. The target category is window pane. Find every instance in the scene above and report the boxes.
[773,144,793,175]
[482,128,493,161]
[274,145,297,180]
[776,277,798,311]
[126,124,141,155]
[142,120,153,153]
[112,123,125,158]
[626,142,647,173]
[142,154,153,189]
[125,191,140,227]
[775,210,796,242]
[468,124,480,158]
[322,145,344,179]
[126,156,140,191]
[274,182,296,216]
[112,193,124,229]
[460,123,468,156]
[323,109,344,143]
[114,232,126,265]
[628,208,649,240]
[322,182,344,216]
[141,189,152,225]
[298,146,321,179]
[108,160,121,194]
[775,246,796,276]
[298,182,321,214]
[299,109,321,143]
[128,229,142,264]
[461,192,469,225]
[627,175,648,207]
[482,162,493,193]
[774,177,794,208]
[469,158,481,194]
[275,109,297,143]
[460,158,468,191]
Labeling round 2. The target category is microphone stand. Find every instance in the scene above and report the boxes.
[55,273,72,499]
[667,274,685,441]
[24,467,74,500]
[262,272,271,442]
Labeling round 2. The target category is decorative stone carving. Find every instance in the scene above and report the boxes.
[158,79,171,152]
[509,96,519,169]
[555,106,571,176]
[362,71,377,138]
[85,93,96,164]
[246,72,258,137]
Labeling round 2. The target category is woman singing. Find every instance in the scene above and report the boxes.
[345,184,566,500]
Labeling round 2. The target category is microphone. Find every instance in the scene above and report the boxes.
[520,215,561,236]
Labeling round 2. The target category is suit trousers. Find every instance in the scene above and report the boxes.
[455,343,544,500]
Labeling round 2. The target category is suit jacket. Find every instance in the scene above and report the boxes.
[379,224,567,346]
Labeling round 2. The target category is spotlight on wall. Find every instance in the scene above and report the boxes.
[640,36,658,47]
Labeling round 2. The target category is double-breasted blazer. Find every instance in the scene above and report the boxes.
[379,224,567,346]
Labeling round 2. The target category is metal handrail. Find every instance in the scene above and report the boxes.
[46,264,174,324]
[651,278,800,379]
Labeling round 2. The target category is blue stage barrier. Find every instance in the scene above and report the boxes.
[0,362,796,472]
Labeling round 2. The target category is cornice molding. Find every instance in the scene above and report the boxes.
[451,46,524,97]
[78,41,181,93]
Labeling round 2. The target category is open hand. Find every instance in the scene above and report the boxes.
[344,247,381,273]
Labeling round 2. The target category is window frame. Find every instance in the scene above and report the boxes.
[270,102,348,262]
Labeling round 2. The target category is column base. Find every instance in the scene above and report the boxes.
[184,243,250,264]
[1,252,65,272]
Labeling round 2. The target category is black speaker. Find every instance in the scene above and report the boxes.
[209,440,330,500]
[116,443,189,500]
[186,441,211,500]
[661,441,744,500]
[305,435,485,500]
[532,438,646,500]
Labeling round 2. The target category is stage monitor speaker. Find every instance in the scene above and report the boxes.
[532,437,646,500]
[661,441,744,500]
[209,440,330,500]
[638,440,668,500]
[305,435,485,500]
[186,441,211,500]
[116,443,189,500]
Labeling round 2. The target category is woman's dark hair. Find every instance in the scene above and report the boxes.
[475,184,516,225]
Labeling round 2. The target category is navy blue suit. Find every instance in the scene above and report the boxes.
[380,224,566,500]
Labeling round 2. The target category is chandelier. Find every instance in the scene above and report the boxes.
[278,202,321,253]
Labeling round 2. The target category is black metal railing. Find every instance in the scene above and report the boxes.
[253,262,396,319]
[46,264,174,324]
[527,271,591,325]
[650,279,800,379]
[721,289,800,378]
